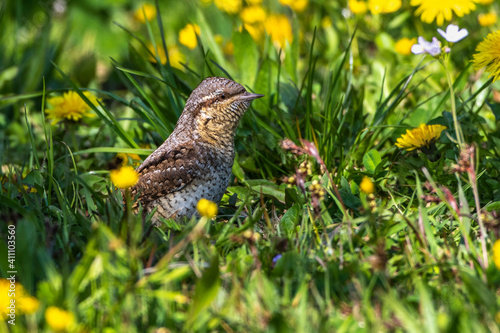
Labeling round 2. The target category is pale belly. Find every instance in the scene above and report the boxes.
[147,169,231,223]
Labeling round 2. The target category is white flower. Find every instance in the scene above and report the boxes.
[437,24,468,43]
[411,37,441,57]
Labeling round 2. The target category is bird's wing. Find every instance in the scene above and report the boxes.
[131,144,199,205]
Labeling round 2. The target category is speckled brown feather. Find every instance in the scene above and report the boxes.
[131,145,197,205]
[130,76,263,222]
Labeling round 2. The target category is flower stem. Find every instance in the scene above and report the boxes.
[442,59,488,269]
[442,59,464,147]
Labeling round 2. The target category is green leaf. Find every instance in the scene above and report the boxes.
[338,190,361,210]
[250,185,286,203]
[280,204,301,237]
[487,102,500,122]
[363,149,381,175]
[73,147,153,156]
[486,201,500,212]
[232,154,246,182]
[285,187,304,206]
[233,30,258,85]
[23,169,44,187]
[187,254,221,329]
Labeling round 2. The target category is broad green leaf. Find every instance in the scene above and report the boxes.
[280,204,301,237]
[486,201,500,212]
[363,149,381,175]
[251,185,286,203]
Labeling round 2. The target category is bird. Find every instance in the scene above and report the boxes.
[130,77,263,223]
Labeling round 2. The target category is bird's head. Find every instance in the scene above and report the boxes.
[181,77,263,144]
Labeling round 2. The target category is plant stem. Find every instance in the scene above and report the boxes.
[442,59,464,148]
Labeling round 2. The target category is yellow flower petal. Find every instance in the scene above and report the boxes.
[473,30,500,82]
[360,176,375,194]
[349,0,368,14]
[214,0,242,14]
[395,124,446,151]
[240,6,266,24]
[493,239,500,269]
[110,166,139,189]
[18,296,40,314]
[133,3,157,23]
[45,306,75,332]
[179,23,201,50]
[368,0,401,14]
[147,43,185,70]
[279,0,308,13]
[0,279,40,320]
[264,14,293,49]
[395,37,417,55]
[197,198,218,218]
[410,0,476,25]
[477,12,497,27]
[45,91,100,125]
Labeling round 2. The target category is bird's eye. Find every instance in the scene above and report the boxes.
[220,94,226,99]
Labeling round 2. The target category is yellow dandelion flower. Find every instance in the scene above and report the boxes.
[395,124,447,151]
[264,14,293,49]
[410,0,476,25]
[0,279,15,320]
[116,153,129,167]
[493,239,500,269]
[478,12,497,27]
[395,37,417,55]
[133,3,157,23]
[349,0,368,14]
[45,306,75,332]
[127,153,141,163]
[148,43,167,64]
[0,279,40,320]
[18,296,40,315]
[279,0,308,13]
[240,6,266,24]
[197,198,218,218]
[167,46,186,70]
[368,0,401,14]
[223,41,234,55]
[360,176,375,194]
[116,152,141,167]
[321,17,332,28]
[476,0,493,4]
[241,23,264,42]
[45,91,99,125]
[110,166,139,189]
[214,0,242,14]
[179,23,201,50]
[473,30,500,82]
[147,44,185,70]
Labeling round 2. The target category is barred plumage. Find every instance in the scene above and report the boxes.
[131,77,263,223]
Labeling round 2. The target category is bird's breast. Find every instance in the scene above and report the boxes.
[149,162,232,222]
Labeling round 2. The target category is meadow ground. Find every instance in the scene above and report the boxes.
[1,0,500,331]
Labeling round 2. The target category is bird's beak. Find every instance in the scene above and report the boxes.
[237,92,265,101]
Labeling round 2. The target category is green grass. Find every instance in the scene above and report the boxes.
[1,0,500,332]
